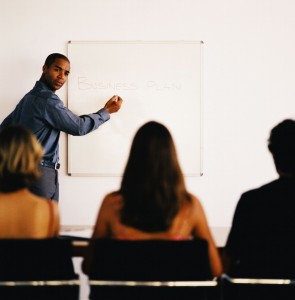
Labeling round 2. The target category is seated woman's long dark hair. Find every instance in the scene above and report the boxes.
[120,121,190,232]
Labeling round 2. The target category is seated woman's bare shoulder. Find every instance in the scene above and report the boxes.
[187,193,203,210]
[101,191,123,210]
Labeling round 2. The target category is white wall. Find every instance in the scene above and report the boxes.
[1,0,294,240]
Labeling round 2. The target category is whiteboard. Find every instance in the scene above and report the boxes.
[67,41,203,176]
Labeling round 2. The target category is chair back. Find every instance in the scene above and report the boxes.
[221,274,295,300]
[0,238,79,300]
[229,237,295,279]
[89,238,216,300]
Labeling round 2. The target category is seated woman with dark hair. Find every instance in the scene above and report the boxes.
[0,125,59,238]
[83,121,222,277]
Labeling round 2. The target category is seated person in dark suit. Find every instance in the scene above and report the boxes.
[83,121,222,277]
[224,119,295,278]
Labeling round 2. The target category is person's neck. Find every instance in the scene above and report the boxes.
[39,77,56,93]
[278,170,295,178]
[0,187,29,195]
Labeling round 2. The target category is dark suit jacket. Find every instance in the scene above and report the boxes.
[225,176,295,278]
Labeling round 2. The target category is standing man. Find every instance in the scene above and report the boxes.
[1,53,123,201]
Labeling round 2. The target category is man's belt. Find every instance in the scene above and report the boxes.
[40,160,60,170]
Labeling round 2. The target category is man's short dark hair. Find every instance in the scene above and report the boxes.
[44,53,70,67]
[268,119,295,174]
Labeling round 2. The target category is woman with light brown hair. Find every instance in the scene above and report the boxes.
[0,125,59,238]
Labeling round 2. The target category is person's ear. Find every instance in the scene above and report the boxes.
[42,65,47,73]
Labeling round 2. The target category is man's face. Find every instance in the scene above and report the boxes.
[42,58,70,92]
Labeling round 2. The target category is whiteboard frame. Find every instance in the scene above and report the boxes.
[67,40,203,177]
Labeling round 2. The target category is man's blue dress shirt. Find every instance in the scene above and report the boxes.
[1,81,110,164]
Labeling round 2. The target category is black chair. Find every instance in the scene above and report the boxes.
[228,237,295,279]
[221,274,295,300]
[0,238,80,300]
[223,237,295,300]
[88,238,219,300]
